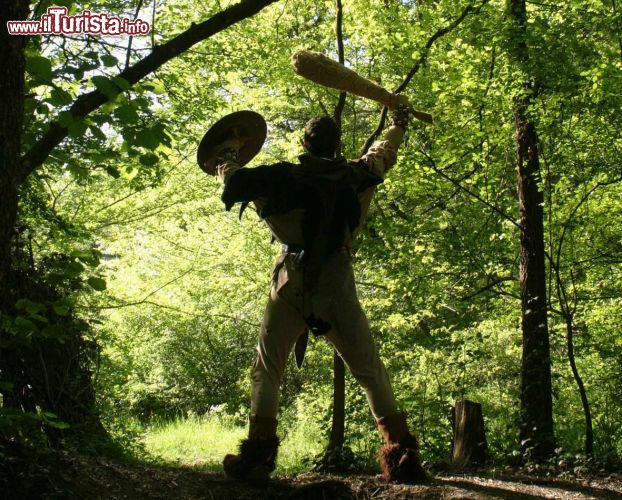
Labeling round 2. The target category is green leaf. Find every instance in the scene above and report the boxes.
[151,122,171,147]
[70,249,100,266]
[142,81,165,94]
[89,125,107,141]
[70,249,91,260]
[92,76,121,100]
[47,273,65,285]
[68,120,88,138]
[87,277,107,291]
[58,111,74,127]
[101,54,119,67]
[105,165,121,178]
[41,411,71,429]
[116,104,139,124]
[135,128,160,150]
[36,104,50,115]
[112,76,131,91]
[15,298,34,310]
[139,153,159,166]
[100,102,116,114]
[121,164,138,180]
[15,316,37,333]
[67,66,84,80]
[29,314,49,323]
[60,260,84,278]
[54,0,74,8]
[16,299,45,316]
[41,325,64,339]
[49,88,73,106]
[53,305,70,316]
[47,420,71,429]
[24,98,37,114]
[26,55,52,81]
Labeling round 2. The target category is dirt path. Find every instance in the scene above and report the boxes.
[57,455,622,499]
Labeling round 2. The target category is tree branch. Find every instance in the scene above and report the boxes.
[360,0,490,154]
[460,276,516,300]
[90,299,260,328]
[420,149,522,231]
[19,0,279,182]
[554,176,622,273]
[333,0,346,133]
[125,0,145,70]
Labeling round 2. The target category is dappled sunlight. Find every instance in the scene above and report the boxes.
[2,0,622,497]
[142,414,328,475]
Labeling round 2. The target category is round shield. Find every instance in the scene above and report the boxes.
[197,110,267,175]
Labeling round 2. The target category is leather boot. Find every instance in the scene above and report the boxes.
[223,415,279,481]
[376,412,428,483]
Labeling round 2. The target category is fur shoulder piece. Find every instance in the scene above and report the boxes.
[221,162,295,212]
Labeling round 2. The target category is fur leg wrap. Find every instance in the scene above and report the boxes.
[223,436,279,481]
[377,434,428,484]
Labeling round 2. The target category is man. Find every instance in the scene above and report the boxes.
[214,96,427,483]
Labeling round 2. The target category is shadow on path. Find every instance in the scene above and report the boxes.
[52,454,622,500]
[438,474,622,499]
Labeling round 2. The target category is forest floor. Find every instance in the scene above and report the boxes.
[54,453,622,500]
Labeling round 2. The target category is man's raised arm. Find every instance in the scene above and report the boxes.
[359,95,410,179]
[351,97,411,233]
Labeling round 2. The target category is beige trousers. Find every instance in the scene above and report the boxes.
[250,250,398,420]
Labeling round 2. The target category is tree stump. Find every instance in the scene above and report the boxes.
[451,399,487,468]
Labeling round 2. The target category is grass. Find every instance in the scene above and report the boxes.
[143,414,327,475]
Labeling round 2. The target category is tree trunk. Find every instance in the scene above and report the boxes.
[565,315,594,456]
[0,0,28,407]
[328,353,346,450]
[0,0,27,294]
[1,0,279,428]
[507,0,555,460]
[451,400,487,468]
[327,0,347,457]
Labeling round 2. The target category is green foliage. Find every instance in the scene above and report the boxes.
[9,0,622,473]
[143,413,329,475]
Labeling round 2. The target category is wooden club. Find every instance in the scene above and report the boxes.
[291,50,433,124]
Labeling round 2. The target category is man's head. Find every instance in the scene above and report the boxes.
[303,116,340,158]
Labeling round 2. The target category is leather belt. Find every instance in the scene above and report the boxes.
[282,244,305,254]
[281,244,351,255]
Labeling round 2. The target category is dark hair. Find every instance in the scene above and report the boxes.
[304,116,340,158]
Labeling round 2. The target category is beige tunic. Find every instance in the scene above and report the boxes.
[217,139,398,251]
[217,136,403,420]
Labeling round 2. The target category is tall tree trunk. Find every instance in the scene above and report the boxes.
[565,315,593,456]
[506,0,555,459]
[0,0,27,295]
[0,0,28,407]
[1,0,279,421]
[327,0,347,455]
[328,353,346,451]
